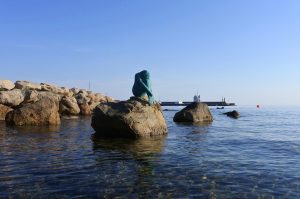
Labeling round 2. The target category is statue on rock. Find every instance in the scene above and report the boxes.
[132,70,154,104]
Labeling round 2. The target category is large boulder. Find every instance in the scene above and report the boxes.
[5,95,60,126]
[224,110,240,119]
[0,104,13,120]
[91,97,168,138]
[0,89,24,107]
[59,96,80,116]
[15,80,42,90]
[173,102,213,123]
[0,80,15,90]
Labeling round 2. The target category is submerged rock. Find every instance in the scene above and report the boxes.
[0,80,15,90]
[173,102,213,123]
[0,104,13,120]
[0,89,24,107]
[5,95,60,126]
[224,110,240,119]
[15,80,42,90]
[91,97,168,138]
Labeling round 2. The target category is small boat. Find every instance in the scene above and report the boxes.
[217,107,224,109]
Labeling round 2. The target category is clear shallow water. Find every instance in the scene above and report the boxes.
[1,106,300,198]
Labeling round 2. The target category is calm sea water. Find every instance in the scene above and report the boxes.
[1,106,300,198]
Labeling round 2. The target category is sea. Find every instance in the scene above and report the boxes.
[1,106,300,198]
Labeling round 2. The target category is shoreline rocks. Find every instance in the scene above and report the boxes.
[5,95,61,126]
[173,102,213,123]
[0,79,114,125]
[91,97,168,138]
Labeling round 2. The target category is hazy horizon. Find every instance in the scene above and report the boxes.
[1,1,300,105]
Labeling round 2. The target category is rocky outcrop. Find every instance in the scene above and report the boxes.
[0,104,13,120]
[91,97,168,138]
[15,80,41,90]
[59,96,80,116]
[0,89,24,107]
[0,79,114,125]
[224,110,240,119]
[173,102,213,123]
[5,95,60,126]
[0,80,15,90]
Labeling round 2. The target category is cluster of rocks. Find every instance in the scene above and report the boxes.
[0,80,114,125]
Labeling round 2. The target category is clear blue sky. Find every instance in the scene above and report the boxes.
[1,0,299,105]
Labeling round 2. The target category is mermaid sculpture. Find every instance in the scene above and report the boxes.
[132,70,154,104]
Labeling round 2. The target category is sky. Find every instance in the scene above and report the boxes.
[0,0,300,105]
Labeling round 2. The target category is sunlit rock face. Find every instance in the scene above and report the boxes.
[5,95,61,126]
[173,102,213,123]
[92,97,168,138]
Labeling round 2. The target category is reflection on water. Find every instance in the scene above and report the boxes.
[1,107,300,198]
[92,134,166,156]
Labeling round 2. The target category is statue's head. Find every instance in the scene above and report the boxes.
[139,70,150,80]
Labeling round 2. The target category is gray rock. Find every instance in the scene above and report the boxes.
[0,80,15,90]
[0,89,24,107]
[0,104,13,120]
[173,102,213,123]
[224,110,240,119]
[15,80,42,90]
[5,95,60,126]
[59,96,80,116]
[91,97,168,138]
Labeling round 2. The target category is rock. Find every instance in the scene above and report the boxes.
[59,96,80,116]
[0,80,15,90]
[0,104,13,120]
[105,96,114,102]
[75,93,90,104]
[78,103,92,115]
[91,97,168,138]
[173,102,213,123]
[75,93,92,115]
[5,95,60,126]
[22,89,39,104]
[70,88,80,95]
[60,87,73,97]
[224,110,240,119]
[78,89,88,96]
[15,80,41,90]
[37,91,62,102]
[0,89,24,107]
[40,83,66,95]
